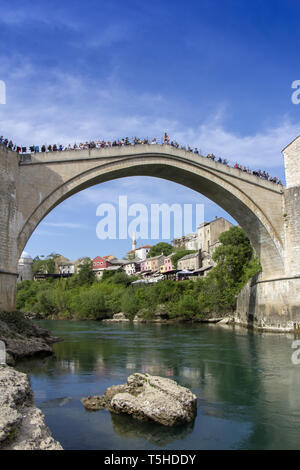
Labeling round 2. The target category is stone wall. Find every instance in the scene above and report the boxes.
[0,145,19,310]
[235,137,300,330]
[236,276,300,330]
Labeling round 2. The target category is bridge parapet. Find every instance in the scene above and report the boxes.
[19,144,283,193]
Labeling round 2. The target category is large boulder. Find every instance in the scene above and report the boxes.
[0,311,61,364]
[82,373,197,427]
[0,365,62,450]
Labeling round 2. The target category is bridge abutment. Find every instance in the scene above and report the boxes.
[236,276,300,330]
[236,136,300,330]
[0,145,19,311]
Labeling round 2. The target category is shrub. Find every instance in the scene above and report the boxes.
[74,289,107,320]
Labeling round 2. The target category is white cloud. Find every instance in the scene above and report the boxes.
[185,117,299,168]
[42,222,88,229]
[33,229,66,236]
[0,4,81,30]
[0,52,298,175]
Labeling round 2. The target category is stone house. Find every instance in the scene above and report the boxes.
[177,250,202,271]
[173,217,234,270]
[172,233,199,251]
[58,261,75,274]
[123,259,141,276]
[173,217,233,256]
[197,217,233,256]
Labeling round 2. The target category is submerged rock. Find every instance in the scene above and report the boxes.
[218,316,234,325]
[0,365,62,450]
[133,314,146,323]
[81,395,107,410]
[81,373,197,426]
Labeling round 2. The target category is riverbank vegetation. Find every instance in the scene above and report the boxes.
[17,227,261,322]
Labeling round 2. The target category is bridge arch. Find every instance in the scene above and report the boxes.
[17,148,285,279]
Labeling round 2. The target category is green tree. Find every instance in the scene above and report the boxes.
[147,242,173,258]
[212,226,254,284]
[202,226,261,312]
[75,289,106,320]
[32,254,57,274]
[120,289,140,318]
[76,259,95,285]
[112,271,131,286]
[36,289,56,315]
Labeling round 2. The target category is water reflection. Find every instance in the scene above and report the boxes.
[110,413,195,447]
[16,321,300,450]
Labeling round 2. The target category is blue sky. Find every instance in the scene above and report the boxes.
[1,0,300,260]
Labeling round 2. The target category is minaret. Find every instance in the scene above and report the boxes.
[132,232,137,252]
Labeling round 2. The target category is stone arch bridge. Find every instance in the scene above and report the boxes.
[1,138,300,329]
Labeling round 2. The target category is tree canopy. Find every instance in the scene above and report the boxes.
[32,254,58,274]
[147,242,173,258]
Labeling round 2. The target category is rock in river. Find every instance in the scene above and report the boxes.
[81,373,197,426]
[0,365,62,450]
[102,312,130,323]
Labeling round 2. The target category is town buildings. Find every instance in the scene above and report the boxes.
[197,217,233,257]
[25,216,234,283]
[92,255,126,279]
[123,259,141,276]
[126,242,152,260]
[55,255,75,274]
[161,254,175,273]
[140,254,165,274]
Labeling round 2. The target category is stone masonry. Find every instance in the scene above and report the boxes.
[0,138,300,329]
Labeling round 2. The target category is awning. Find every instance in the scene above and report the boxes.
[192,265,213,273]
[177,269,193,275]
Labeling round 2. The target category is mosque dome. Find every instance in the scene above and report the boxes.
[19,251,33,264]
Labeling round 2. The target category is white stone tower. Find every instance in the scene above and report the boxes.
[132,232,137,252]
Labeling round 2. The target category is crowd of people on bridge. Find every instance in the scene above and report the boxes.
[0,133,282,185]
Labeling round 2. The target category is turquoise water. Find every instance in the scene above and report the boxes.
[16,321,300,450]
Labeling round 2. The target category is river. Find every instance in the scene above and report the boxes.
[16,320,300,450]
